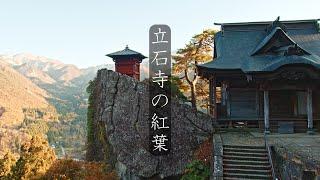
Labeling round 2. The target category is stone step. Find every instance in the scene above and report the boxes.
[223,155,268,161]
[224,168,271,175]
[223,172,272,179]
[224,151,267,157]
[224,147,267,153]
[224,177,270,180]
[224,144,266,149]
[223,159,270,166]
[222,144,272,180]
[223,164,271,170]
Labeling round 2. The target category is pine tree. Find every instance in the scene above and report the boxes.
[172,29,216,109]
[11,136,56,180]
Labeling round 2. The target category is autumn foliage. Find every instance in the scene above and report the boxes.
[181,138,212,180]
[43,159,118,180]
[194,138,212,166]
[0,151,16,178]
[0,136,118,180]
[172,29,216,109]
[10,136,56,179]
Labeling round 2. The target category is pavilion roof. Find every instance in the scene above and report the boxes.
[106,45,147,61]
[198,18,320,74]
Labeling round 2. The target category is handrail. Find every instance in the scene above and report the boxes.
[264,133,277,180]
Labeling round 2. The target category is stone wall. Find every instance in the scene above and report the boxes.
[88,69,213,179]
[272,146,320,179]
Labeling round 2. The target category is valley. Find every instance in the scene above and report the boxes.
[0,53,113,159]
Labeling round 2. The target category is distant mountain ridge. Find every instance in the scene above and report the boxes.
[0,53,114,85]
[0,53,62,65]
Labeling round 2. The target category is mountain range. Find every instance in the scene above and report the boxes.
[0,53,114,158]
[0,53,112,84]
[0,53,149,159]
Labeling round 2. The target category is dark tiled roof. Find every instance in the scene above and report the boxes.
[106,45,147,61]
[198,19,320,73]
[251,27,310,56]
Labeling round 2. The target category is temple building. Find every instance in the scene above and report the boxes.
[197,18,320,134]
[106,45,146,80]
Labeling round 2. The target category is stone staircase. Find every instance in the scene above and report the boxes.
[223,145,273,180]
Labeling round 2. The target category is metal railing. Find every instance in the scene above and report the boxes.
[264,133,277,180]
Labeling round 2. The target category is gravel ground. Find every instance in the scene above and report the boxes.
[219,129,264,146]
[268,134,320,163]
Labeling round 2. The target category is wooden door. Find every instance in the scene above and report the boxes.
[270,91,294,117]
[229,90,257,118]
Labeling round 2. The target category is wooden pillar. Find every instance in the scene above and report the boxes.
[222,81,230,117]
[264,90,270,134]
[209,77,213,115]
[212,76,217,120]
[256,90,260,117]
[226,83,231,118]
[209,76,217,119]
[307,88,314,134]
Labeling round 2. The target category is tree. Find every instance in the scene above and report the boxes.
[0,151,16,178]
[11,136,56,180]
[43,159,118,180]
[170,76,188,101]
[85,79,96,161]
[172,29,216,109]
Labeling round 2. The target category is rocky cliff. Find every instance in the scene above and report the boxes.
[87,69,213,179]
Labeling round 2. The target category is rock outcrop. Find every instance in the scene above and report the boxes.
[88,69,213,179]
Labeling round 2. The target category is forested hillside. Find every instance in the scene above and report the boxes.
[0,61,58,157]
[0,53,148,159]
[0,53,113,159]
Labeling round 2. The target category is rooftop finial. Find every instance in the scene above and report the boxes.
[125,45,129,49]
[266,16,286,33]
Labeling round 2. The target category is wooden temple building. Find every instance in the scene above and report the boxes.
[197,18,320,133]
[106,45,146,81]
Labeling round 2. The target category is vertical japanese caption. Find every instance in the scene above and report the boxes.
[149,25,171,155]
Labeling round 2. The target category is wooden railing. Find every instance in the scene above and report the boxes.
[264,133,277,180]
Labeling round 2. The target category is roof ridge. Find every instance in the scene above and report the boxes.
[214,19,320,26]
[251,27,310,56]
[106,46,147,60]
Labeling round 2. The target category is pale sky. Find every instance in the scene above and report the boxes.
[0,0,319,68]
